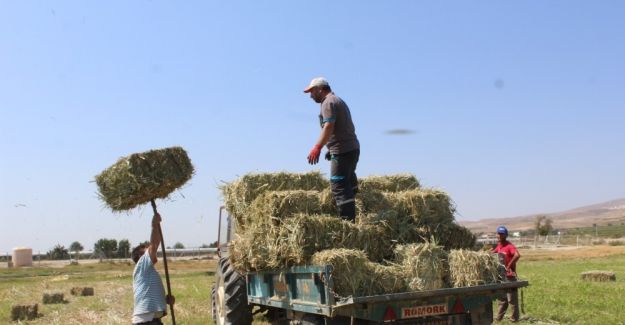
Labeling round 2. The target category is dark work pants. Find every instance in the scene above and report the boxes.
[496,277,519,321]
[330,149,359,222]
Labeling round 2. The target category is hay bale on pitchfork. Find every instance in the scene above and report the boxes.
[95,146,195,325]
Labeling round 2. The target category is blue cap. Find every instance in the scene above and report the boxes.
[496,226,508,236]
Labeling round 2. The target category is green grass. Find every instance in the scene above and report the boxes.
[566,223,625,238]
[497,252,625,325]
[3,250,625,324]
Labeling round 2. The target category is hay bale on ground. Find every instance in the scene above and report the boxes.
[11,304,38,321]
[42,292,65,304]
[221,171,329,219]
[358,174,420,192]
[394,242,448,291]
[70,287,94,296]
[448,250,499,287]
[384,189,455,224]
[581,271,616,282]
[95,146,195,211]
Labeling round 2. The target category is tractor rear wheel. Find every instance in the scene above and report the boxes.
[213,257,253,325]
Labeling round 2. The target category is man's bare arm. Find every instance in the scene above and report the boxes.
[148,213,162,264]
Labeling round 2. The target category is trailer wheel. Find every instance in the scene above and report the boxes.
[213,257,253,325]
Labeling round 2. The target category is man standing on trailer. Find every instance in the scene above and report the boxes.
[304,77,360,222]
[492,225,521,322]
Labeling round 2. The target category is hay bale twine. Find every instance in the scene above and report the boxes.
[448,250,499,287]
[11,304,38,321]
[221,171,329,219]
[70,287,94,296]
[42,292,65,304]
[12,247,33,267]
[95,146,195,211]
[581,271,616,282]
[394,242,448,291]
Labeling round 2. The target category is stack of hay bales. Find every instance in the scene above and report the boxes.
[222,172,491,297]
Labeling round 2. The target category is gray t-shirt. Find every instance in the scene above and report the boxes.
[319,93,360,154]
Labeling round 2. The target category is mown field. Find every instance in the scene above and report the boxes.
[1,246,624,324]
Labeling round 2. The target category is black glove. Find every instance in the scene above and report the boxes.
[325,151,332,161]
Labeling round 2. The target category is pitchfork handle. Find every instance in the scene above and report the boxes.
[151,199,176,325]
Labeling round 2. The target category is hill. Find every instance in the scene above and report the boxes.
[459,198,625,234]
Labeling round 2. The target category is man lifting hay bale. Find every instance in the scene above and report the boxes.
[96,146,194,325]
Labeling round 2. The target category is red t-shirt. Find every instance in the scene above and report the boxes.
[492,241,518,278]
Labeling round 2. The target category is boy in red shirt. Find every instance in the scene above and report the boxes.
[491,226,521,322]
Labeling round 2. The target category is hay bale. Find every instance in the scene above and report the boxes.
[42,292,65,304]
[384,189,455,224]
[221,171,329,219]
[95,146,194,211]
[357,210,428,245]
[311,249,371,297]
[312,249,408,297]
[358,174,420,192]
[70,287,94,296]
[581,271,616,282]
[278,214,392,265]
[368,263,408,295]
[394,242,448,291]
[246,190,335,226]
[425,223,476,250]
[231,214,393,271]
[11,304,38,321]
[448,250,499,287]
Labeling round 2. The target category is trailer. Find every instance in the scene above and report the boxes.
[212,207,528,325]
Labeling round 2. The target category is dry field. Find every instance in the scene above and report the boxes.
[2,245,625,324]
[0,258,216,325]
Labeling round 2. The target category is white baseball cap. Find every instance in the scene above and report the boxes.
[303,77,329,93]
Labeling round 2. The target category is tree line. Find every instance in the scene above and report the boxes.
[46,239,216,260]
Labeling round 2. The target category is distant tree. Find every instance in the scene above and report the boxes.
[534,215,554,237]
[69,241,84,259]
[117,239,131,258]
[173,242,185,249]
[94,238,118,259]
[47,244,70,260]
[208,240,219,248]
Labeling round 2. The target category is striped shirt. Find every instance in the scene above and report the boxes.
[133,251,167,317]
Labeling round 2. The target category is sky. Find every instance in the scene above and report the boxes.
[1,1,624,253]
